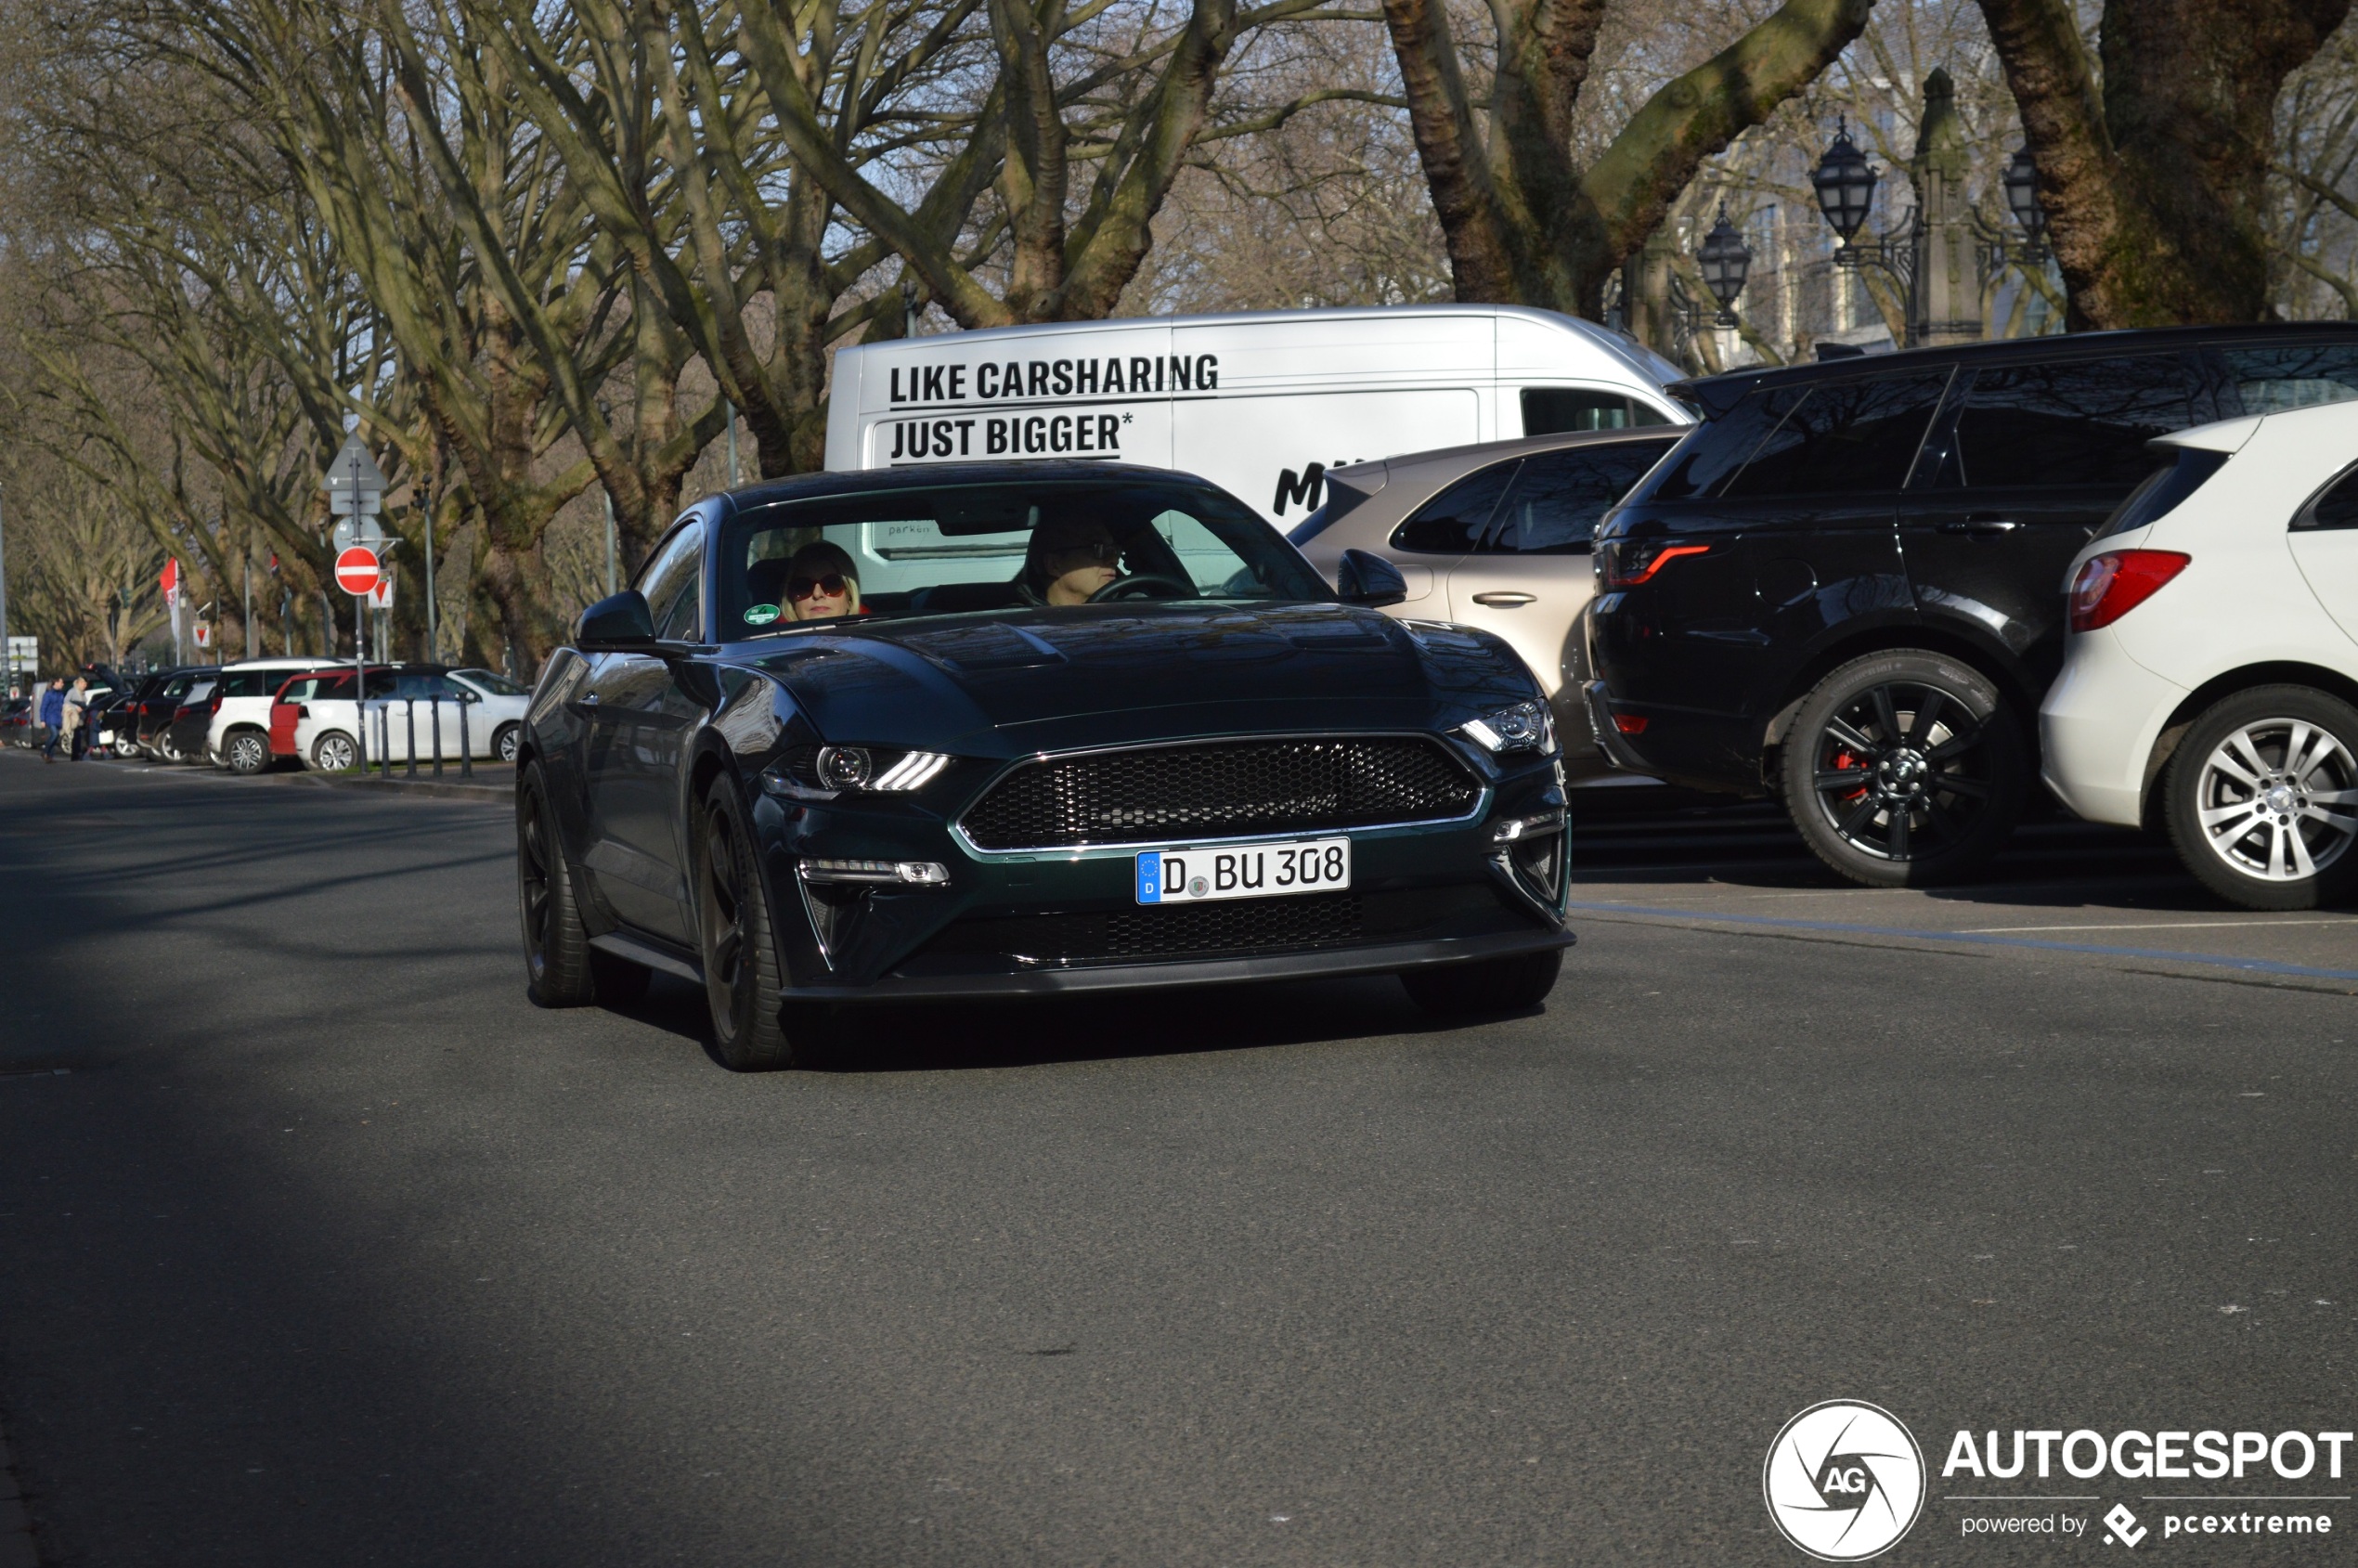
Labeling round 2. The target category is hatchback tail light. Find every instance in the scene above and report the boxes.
[2067,550,2191,633]
[1598,539,1712,590]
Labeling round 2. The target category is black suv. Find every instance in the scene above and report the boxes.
[1586,325,2358,885]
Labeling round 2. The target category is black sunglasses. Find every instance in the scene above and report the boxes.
[789,573,849,600]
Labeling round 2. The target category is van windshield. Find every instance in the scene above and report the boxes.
[718,477,1330,638]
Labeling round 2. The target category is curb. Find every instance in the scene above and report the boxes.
[307,771,511,803]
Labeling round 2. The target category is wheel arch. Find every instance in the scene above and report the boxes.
[1759,621,2039,784]
[2138,661,2358,826]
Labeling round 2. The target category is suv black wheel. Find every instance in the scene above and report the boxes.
[1780,650,2027,888]
[2163,685,2358,912]
[1400,949,1562,1017]
[698,776,833,1069]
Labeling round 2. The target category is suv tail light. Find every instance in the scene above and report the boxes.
[2068,550,2190,633]
[1598,539,1712,590]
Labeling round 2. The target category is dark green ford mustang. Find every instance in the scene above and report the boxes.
[516,462,1573,1069]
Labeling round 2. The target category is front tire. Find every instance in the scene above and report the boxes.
[1400,949,1562,1017]
[2163,685,2358,911]
[519,761,597,1006]
[1780,650,2027,887]
[697,777,829,1069]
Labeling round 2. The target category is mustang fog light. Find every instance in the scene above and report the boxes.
[799,859,951,887]
[1461,700,1557,757]
[1490,809,1568,912]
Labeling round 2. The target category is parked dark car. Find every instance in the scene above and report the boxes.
[520,462,1575,1069]
[0,693,33,748]
[143,667,223,761]
[90,675,174,758]
[1585,325,2358,885]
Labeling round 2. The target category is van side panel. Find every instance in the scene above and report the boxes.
[1173,390,1482,525]
[823,350,862,471]
[850,323,1174,473]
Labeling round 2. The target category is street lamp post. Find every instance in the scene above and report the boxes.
[1696,206,1753,329]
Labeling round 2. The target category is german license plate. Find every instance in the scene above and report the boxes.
[1134,837,1350,904]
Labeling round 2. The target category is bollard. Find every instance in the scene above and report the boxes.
[380,705,394,777]
[430,696,445,777]
[406,698,418,779]
[460,696,473,779]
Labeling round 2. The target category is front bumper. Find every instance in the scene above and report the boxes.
[779,926,1574,1002]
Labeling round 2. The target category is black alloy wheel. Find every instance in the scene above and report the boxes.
[519,762,597,1006]
[518,762,648,1007]
[697,777,830,1070]
[1781,651,2027,888]
[1399,949,1563,1016]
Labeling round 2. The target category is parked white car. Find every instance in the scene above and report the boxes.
[203,658,346,774]
[824,305,1690,525]
[295,667,531,771]
[2041,401,2358,909]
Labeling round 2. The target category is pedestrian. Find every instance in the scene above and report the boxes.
[63,676,89,761]
[38,679,66,762]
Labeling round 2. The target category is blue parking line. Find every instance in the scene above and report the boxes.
[1563,901,2358,984]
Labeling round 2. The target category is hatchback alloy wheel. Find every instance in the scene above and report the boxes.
[2165,686,2358,911]
[313,732,356,771]
[2191,719,2358,882]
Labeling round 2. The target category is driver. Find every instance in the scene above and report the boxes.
[1021,514,1122,606]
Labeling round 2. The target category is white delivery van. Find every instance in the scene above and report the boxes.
[823,305,1691,525]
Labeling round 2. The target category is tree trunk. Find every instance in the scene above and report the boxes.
[1979,0,2353,327]
[1382,0,1874,316]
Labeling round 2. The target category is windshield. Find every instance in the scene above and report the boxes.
[716,477,1329,639]
[453,668,527,696]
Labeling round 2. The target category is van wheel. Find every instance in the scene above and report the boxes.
[1400,950,1562,1016]
[225,731,270,775]
[311,731,357,771]
[1780,650,2027,887]
[2163,685,2358,911]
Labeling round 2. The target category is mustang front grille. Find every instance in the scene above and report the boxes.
[958,736,1481,850]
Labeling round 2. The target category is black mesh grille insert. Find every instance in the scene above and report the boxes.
[960,737,1479,851]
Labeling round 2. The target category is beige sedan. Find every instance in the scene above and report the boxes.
[1289,427,1683,775]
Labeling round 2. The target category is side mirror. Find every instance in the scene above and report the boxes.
[1336,549,1408,609]
[576,590,655,650]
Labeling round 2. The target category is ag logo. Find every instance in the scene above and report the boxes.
[1763,1400,1925,1561]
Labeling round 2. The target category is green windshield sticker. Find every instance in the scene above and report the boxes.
[745,603,782,626]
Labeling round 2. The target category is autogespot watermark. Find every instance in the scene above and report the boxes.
[1766,1406,2352,1557]
[1763,1401,1928,1561]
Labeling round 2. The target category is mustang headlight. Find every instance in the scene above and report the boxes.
[1459,700,1556,757]
[765,745,952,799]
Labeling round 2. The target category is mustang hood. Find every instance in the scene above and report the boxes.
[738,602,1532,753]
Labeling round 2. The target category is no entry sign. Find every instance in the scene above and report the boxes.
[334,547,382,597]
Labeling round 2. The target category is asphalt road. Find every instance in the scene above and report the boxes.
[1,752,2352,1566]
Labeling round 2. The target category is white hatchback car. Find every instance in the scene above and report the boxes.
[295,666,532,771]
[2041,401,2358,909]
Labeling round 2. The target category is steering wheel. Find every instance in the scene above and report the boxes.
[1088,573,1192,603]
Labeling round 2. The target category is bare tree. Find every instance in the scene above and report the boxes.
[1979,0,2353,326]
